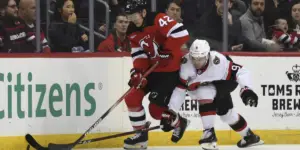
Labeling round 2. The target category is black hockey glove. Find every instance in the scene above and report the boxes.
[240,87,258,107]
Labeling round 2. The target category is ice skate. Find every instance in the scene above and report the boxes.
[124,122,150,149]
[237,129,264,148]
[171,115,190,143]
[199,128,218,150]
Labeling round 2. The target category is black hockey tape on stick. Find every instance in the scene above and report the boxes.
[25,134,48,150]
[25,62,159,150]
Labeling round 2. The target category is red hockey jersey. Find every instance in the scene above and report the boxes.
[128,13,189,73]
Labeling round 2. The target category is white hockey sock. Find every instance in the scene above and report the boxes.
[201,115,216,129]
[199,102,216,129]
[128,107,147,130]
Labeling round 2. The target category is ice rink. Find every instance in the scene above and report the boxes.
[79,144,300,150]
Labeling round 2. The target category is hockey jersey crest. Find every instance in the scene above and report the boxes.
[128,13,189,73]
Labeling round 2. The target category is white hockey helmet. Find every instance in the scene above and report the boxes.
[189,39,210,58]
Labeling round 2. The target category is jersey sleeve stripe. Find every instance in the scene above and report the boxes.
[132,54,148,62]
[132,50,148,58]
[226,61,233,80]
[131,47,148,58]
[177,77,187,89]
[166,23,183,37]
[170,30,189,38]
[131,47,143,54]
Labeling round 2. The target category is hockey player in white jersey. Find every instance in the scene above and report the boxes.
[159,39,264,150]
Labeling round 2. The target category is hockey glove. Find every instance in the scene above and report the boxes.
[128,68,147,89]
[240,87,258,107]
[160,110,178,132]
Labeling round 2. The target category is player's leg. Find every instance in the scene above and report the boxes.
[123,88,148,149]
[213,80,263,148]
[148,71,190,143]
[192,84,218,150]
[216,94,264,148]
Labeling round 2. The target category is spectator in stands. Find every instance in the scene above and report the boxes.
[49,0,89,53]
[75,0,110,34]
[0,0,39,53]
[182,0,205,31]
[18,0,51,53]
[165,0,189,50]
[242,0,251,7]
[271,18,300,51]
[240,0,281,51]
[165,0,183,23]
[194,0,244,51]
[97,13,130,52]
[289,1,300,33]
[264,0,292,39]
[231,0,247,19]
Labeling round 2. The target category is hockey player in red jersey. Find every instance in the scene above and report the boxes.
[123,0,190,149]
[162,39,264,150]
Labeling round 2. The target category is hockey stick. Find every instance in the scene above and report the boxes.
[77,124,162,145]
[26,62,159,150]
[26,123,163,150]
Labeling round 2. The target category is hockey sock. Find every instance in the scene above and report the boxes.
[219,109,249,137]
[230,114,250,137]
[128,106,147,130]
[199,102,216,129]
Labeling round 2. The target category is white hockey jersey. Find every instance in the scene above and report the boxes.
[179,51,252,89]
[168,51,253,112]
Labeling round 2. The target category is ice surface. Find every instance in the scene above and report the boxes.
[78,144,300,150]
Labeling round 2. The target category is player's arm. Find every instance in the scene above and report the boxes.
[154,13,189,51]
[225,55,252,89]
[127,40,150,88]
[225,55,258,107]
[130,39,150,73]
[168,60,190,113]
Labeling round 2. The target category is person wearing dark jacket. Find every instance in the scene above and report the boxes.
[48,0,89,52]
[0,0,39,53]
[18,0,51,53]
[263,0,292,38]
[194,0,247,51]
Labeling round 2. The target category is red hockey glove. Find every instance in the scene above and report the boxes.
[129,68,147,89]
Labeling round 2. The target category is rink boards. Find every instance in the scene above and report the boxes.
[0,53,300,149]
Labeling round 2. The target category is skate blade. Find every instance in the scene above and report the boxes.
[124,141,148,150]
[201,142,219,150]
[245,140,264,148]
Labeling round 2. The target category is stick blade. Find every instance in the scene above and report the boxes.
[25,134,47,150]
[48,143,72,150]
